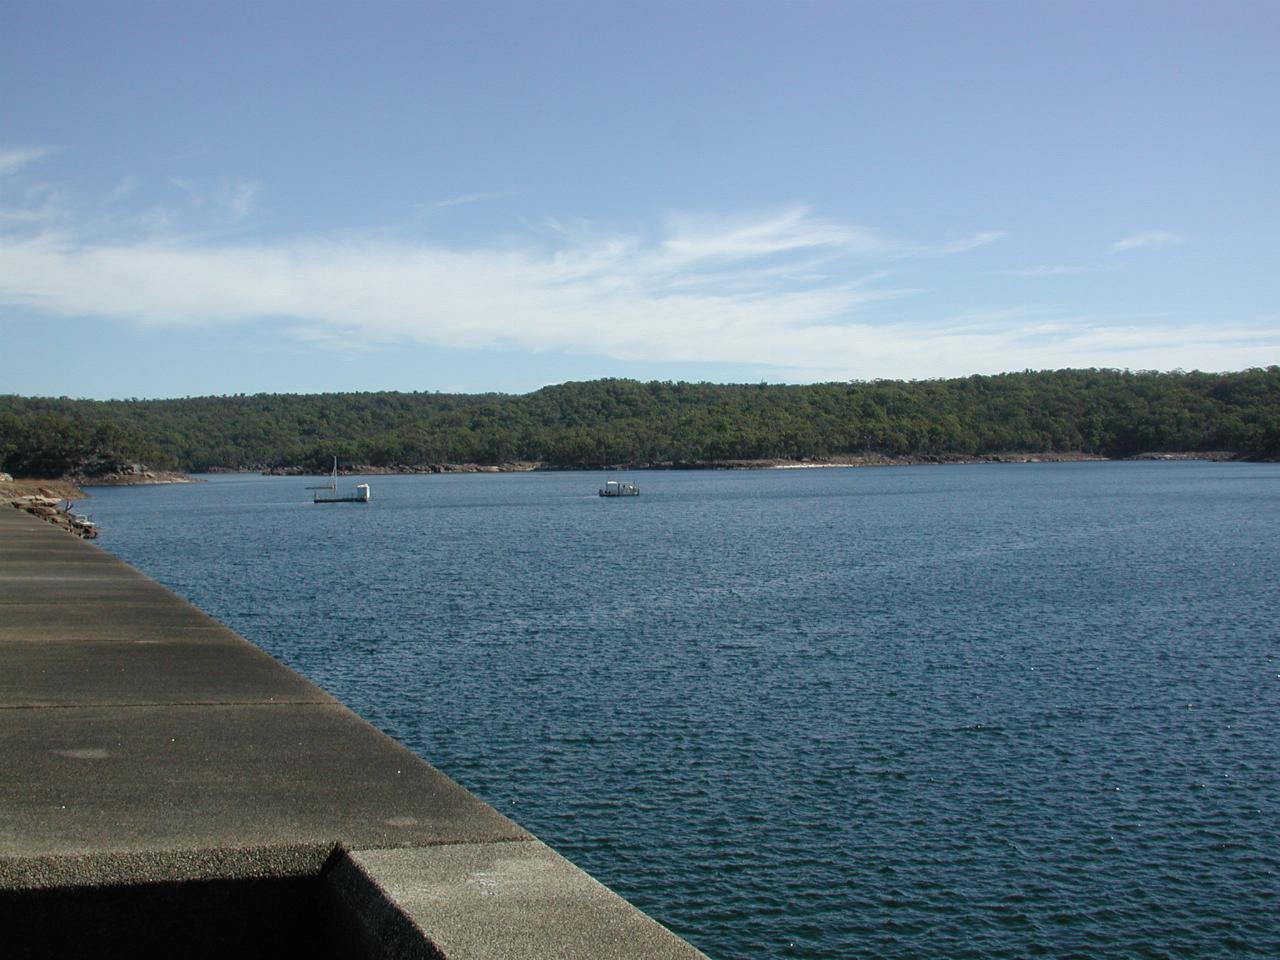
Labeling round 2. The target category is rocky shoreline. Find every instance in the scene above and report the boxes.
[76,466,201,486]
[0,477,98,539]
[259,449,1250,475]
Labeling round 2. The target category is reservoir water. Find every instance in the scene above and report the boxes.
[84,462,1278,958]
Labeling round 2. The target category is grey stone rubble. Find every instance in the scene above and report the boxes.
[0,506,708,959]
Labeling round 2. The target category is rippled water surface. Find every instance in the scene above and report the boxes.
[86,462,1279,958]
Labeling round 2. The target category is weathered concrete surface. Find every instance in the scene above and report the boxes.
[331,841,709,960]
[3,703,529,879]
[0,506,708,959]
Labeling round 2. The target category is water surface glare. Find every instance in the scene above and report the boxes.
[86,462,1280,958]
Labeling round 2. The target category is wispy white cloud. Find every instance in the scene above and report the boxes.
[434,191,511,209]
[0,147,50,178]
[0,147,64,226]
[168,175,259,221]
[226,180,258,222]
[2,219,1270,381]
[167,176,202,205]
[1109,230,1187,253]
[929,230,1005,256]
[107,177,138,202]
[658,211,1003,263]
[758,314,1279,383]
[2,151,1271,382]
[0,205,1005,375]
[660,208,867,261]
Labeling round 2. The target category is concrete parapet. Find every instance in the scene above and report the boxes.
[0,507,708,959]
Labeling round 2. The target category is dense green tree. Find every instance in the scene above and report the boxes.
[2,367,1278,477]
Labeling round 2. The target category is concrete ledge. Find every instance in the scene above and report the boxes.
[1,506,709,958]
[330,841,708,960]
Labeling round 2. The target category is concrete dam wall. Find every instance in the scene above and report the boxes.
[0,505,708,959]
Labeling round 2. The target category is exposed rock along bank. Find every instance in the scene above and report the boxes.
[263,450,1251,475]
[78,467,200,485]
[262,461,543,476]
[0,478,97,539]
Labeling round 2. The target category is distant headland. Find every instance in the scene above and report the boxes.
[3,368,1277,486]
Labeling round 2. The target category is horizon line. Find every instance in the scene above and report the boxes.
[6,364,1277,404]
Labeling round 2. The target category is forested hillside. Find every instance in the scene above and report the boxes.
[2,368,1278,478]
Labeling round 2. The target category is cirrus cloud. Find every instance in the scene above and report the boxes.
[2,220,1272,382]
[1109,230,1187,253]
[0,214,912,366]
[0,147,50,178]
[1,149,1273,383]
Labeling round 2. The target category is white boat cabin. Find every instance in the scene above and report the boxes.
[599,480,640,497]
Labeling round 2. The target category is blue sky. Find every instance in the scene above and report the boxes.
[1,1,1275,399]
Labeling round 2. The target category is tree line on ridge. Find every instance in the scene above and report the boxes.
[2,368,1278,479]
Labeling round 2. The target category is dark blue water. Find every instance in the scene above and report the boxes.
[84,463,1279,959]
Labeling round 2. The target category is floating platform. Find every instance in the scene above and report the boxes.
[314,483,370,504]
[599,480,640,497]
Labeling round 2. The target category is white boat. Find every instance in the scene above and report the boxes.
[599,480,639,497]
[315,482,370,504]
[306,457,339,491]
[311,458,371,503]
